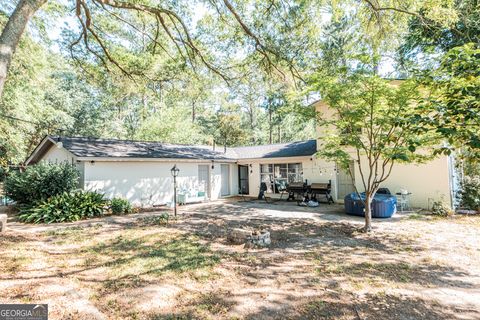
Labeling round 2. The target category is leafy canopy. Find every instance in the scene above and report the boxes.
[311,68,437,190]
[418,43,480,156]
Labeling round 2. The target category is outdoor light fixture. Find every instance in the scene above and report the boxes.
[170,164,180,217]
[170,164,180,177]
[211,160,215,169]
[55,137,63,149]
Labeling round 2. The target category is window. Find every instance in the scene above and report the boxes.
[260,163,303,194]
[287,163,302,183]
[260,164,274,193]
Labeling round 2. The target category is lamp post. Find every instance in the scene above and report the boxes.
[170,164,180,218]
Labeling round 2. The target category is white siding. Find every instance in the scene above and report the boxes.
[42,146,76,164]
[353,156,452,209]
[83,161,236,207]
[231,164,239,196]
[314,100,453,209]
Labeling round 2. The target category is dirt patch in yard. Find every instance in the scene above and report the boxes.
[1,200,480,319]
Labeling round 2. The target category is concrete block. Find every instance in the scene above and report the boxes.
[0,214,7,233]
[228,228,252,244]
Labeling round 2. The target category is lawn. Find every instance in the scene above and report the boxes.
[1,200,479,319]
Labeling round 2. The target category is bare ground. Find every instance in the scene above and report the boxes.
[1,199,479,319]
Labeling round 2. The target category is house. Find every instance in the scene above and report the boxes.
[26,100,459,209]
[26,136,325,206]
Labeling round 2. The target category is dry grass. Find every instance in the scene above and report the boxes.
[1,202,480,319]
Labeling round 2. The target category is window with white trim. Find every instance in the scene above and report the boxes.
[260,163,303,193]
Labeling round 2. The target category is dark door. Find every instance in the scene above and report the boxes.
[238,165,249,195]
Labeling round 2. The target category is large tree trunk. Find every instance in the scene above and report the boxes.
[248,105,255,143]
[192,101,196,122]
[364,192,373,232]
[268,109,272,144]
[0,0,46,99]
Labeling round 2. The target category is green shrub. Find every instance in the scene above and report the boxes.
[110,197,133,215]
[140,213,169,225]
[431,199,454,217]
[457,176,480,210]
[18,191,107,223]
[5,162,79,205]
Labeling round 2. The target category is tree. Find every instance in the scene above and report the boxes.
[134,106,207,144]
[419,43,480,157]
[0,19,76,163]
[399,0,479,159]
[261,90,287,144]
[1,0,316,100]
[1,0,462,100]
[0,0,46,96]
[214,112,247,149]
[400,0,479,66]
[312,70,436,232]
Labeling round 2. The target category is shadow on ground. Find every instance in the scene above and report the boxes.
[2,200,480,319]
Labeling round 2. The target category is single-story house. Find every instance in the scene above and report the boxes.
[24,88,460,210]
[26,132,458,209]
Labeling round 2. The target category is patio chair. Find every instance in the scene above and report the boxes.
[275,180,288,200]
[238,185,250,202]
[258,182,273,203]
[395,191,411,212]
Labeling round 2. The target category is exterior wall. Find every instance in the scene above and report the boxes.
[238,156,336,198]
[231,164,239,196]
[315,100,336,141]
[210,164,221,199]
[354,157,452,209]
[314,100,453,209]
[42,145,76,164]
[83,160,236,207]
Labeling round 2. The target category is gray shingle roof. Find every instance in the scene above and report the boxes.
[231,140,317,159]
[51,136,236,160]
[45,136,317,161]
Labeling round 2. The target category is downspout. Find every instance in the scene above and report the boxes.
[447,153,460,210]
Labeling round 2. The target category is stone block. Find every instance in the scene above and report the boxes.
[228,228,252,244]
[0,214,7,233]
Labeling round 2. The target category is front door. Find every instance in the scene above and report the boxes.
[221,164,230,196]
[337,161,356,200]
[198,165,210,199]
[238,165,249,195]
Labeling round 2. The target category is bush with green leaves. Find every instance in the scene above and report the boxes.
[110,197,133,215]
[5,162,79,205]
[457,176,480,210]
[431,199,454,217]
[18,191,107,223]
[140,213,169,226]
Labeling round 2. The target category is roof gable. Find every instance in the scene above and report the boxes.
[26,136,74,165]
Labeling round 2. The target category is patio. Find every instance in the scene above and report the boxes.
[1,199,479,319]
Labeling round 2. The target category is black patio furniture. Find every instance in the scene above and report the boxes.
[309,181,334,204]
[286,182,308,202]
